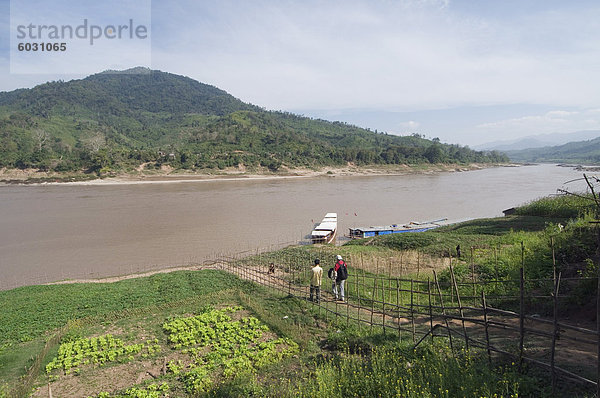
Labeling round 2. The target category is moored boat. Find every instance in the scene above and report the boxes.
[311,213,337,244]
[349,218,448,239]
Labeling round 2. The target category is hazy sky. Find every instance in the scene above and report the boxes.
[1,0,599,146]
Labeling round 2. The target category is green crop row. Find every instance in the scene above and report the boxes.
[162,306,298,394]
[46,334,161,375]
[91,382,170,398]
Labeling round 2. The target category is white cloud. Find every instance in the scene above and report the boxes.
[143,0,600,111]
[476,109,600,139]
[397,120,420,132]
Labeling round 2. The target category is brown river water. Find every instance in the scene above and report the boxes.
[0,164,590,289]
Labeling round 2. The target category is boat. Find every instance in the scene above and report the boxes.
[348,218,448,239]
[311,213,337,244]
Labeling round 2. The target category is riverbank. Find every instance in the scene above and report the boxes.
[0,162,507,185]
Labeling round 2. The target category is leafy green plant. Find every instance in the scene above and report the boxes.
[46,334,160,375]
[162,306,299,394]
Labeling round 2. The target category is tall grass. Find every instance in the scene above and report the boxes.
[515,194,596,218]
[292,341,525,398]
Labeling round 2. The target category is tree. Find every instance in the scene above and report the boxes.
[424,144,444,163]
[33,129,49,151]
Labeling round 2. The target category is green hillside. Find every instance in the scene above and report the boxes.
[0,68,507,174]
[506,136,600,164]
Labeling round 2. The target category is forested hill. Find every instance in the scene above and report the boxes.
[506,137,600,164]
[0,68,507,173]
[0,67,258,117]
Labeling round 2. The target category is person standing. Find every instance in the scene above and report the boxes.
[310,258,323,303]
[333,255,348,301]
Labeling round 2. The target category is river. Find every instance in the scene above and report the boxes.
[0,164,591,289]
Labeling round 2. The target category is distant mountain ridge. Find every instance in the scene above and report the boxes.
[475,130,600,151]
[506,136,600,164]
[0,68,507,174]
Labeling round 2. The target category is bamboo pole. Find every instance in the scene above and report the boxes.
[551,272,562,395]
[519,267,525,370]
[434,270,453,351]
[371,274,377,333]
[411,278,416,343]
[382,275,387,334]
[397,278,402,341]
[449,252,454,306]
[551,236,556,284]
[450,261,469,350]
[428,278,434,343]
[346,293,350,328]
[400,251,403,277]
[481,290,492,365]
[471,246,476,307]
[597,272,600,398]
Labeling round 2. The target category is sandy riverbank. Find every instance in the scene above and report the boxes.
[0,163,506,186]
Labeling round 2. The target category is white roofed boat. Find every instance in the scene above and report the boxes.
[311,213,337,244]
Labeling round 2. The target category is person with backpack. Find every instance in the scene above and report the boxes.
[333,254,348,301]
[310,258,323,303]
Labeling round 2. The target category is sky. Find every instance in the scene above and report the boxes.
[1,0,599,147]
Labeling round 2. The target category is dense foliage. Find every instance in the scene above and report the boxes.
[0,68,507,174]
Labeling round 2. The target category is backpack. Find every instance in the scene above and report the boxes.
[337,261,348,281]
[328,267,334,279]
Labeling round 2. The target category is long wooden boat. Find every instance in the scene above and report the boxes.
[311,213,337,244]
[349,218,447,239]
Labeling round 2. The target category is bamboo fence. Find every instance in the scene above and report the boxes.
[218,246,600,396]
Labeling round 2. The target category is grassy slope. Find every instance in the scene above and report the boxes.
[0,270,243,346]
[0,269,548,398]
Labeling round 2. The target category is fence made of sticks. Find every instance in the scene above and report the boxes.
[217,246,600,397]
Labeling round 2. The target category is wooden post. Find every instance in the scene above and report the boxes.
[450,262,469,350]
[357,269,361,332]
[371,275,376,333]
[399,251,403,277]
[550,272,562,395]
[335,288,339,321]
[551,236,556,284]
[597,273,600,398]
[417,250,420,278]
[449,252,454,305]
[397,278,401,341]
[519,265,525,370]
[471,246,476,307]
[481,290,492,365]
[410,279,415,343]
[346,293,350,328]
[382,275,387,334]
[495,245,498,269]
[434,270,453,351]
[428,278,434,343]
